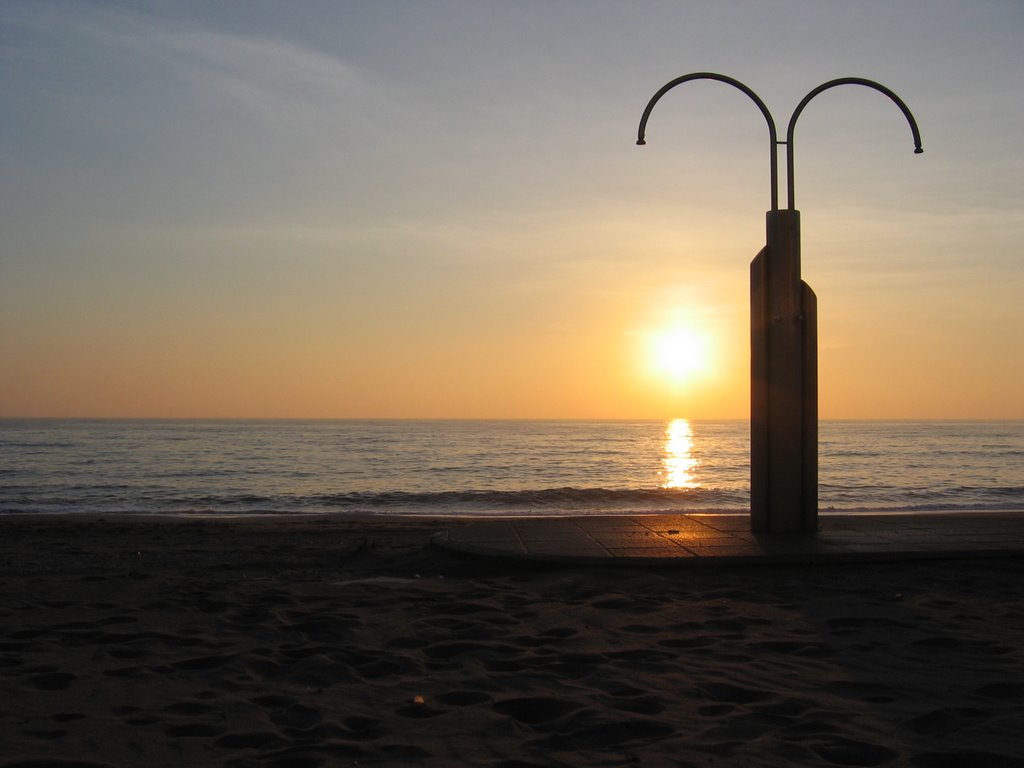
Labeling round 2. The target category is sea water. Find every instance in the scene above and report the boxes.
[1,419,1021,517]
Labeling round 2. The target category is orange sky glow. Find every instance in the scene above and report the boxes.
[2,2,1022,419]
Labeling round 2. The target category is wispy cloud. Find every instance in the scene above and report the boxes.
[130,23,376,134]
[5,3,386,141]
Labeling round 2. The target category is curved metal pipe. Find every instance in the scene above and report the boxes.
[785,77,923,209]
[637,72,780,211]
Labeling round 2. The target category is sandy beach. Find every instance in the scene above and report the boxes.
[2,515,1023,767]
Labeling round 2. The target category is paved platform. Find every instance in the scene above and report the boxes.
[433,511,1024,566]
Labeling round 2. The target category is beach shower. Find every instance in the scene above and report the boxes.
[636,74,923,533]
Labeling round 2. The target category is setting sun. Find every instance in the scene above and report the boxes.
[648,325,711,384]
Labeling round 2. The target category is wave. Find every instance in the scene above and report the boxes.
[314,487,748,509]
[4,483,1024,518]
[0,486,750,516]
[191,486,750,511]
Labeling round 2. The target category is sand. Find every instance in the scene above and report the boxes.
[2,514,1023,768]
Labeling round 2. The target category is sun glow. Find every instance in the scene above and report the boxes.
[648,325,711,385]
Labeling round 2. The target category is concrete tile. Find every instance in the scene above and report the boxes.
[636,518,718,531]
[435,511,1024,566]
[590,530,666,541]
[653,533,742,550]
[575,527,644,536]
[695,517,753,532]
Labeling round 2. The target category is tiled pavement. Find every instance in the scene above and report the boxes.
[433,511,1024,566]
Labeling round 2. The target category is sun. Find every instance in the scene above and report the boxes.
[648,325,710,384]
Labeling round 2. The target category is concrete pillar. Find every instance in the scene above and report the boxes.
[750,209,818,533]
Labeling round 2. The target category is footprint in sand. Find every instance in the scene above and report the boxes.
[436,690,492,707]
[974,680,1024,699]
[27,672,75,691]
[545,719,676,750]
[905,707,988,735]
[214,730,285,750]
[164,723,224,738]
[910,635,964,650]
[541,627,578,639]
[749,639,830,656]
[423,640,519,660]
[383,635,431,650]
[914,750,1024,768]
[171,654,236,671]
[395,697,447,719]
[812,737,899,767]
[605,694,665,715]
[698,704,735,716]
[2,761,114,768]
[107,647,147,660]
[340,715,384,740]
[268,703,322,731]
[51,713,86,722]
[492,697,584,727]
[622,624,662,634]
[162,701,215,716]
[698,682,773,704]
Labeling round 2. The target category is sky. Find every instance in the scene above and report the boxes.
[2,0,1022,420]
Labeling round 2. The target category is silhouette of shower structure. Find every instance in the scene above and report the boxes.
[637,74,922,533]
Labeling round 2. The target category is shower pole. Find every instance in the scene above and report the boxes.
[637,74,922,532]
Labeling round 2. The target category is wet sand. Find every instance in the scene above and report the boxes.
[2,514,1023,767]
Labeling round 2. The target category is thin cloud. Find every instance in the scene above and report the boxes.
[5,4,387,141]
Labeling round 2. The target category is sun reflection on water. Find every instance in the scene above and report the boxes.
[663,418,700,489]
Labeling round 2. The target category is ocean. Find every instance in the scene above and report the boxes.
[1,419,1021,517]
